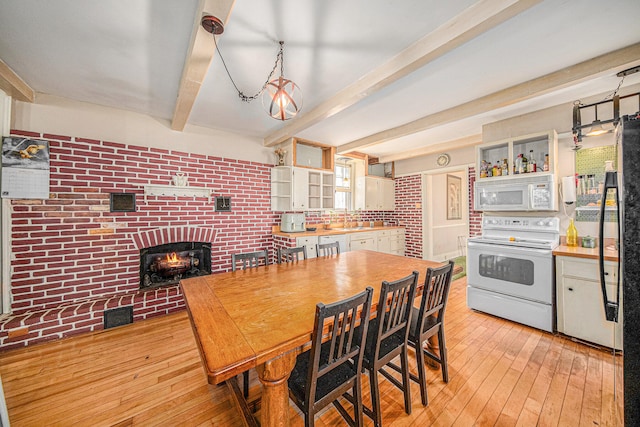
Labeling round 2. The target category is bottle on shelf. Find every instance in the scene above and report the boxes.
[521,153,528,173]
[493,162,500,176]
[528,150,536,172]
[576,175,584,196]
[501,158,509,176]
[566,218,578,247]
[515,154,523,174]
[543,154,549,172]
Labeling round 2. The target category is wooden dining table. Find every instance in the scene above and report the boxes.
[180,250,443,427]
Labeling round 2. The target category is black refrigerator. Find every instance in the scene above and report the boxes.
[600,113,640,425]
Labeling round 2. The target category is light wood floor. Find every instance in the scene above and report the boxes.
[0,277,623,426]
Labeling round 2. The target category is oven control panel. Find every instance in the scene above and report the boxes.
[482,216,559,232]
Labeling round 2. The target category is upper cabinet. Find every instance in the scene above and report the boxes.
[476,130,558,181]
[271,166,308,211]
[308,169,335,210]
[271,166,335,212]
[275,137,335,171]
[355,176,395,211]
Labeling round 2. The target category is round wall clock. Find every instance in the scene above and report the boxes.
[436,153,450,167]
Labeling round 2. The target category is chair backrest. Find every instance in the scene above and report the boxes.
[316,241,340,257]
[277,246,308,263]
[415,260,454,329]
[304,287,374,407]
[370,271,419,362]
[231,249,269,272]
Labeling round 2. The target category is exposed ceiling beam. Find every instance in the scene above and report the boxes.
[171,0,235,131]
[378,134,482,163]
[0,58,34,103]
[263,0,542,147]
[338,42,640,154]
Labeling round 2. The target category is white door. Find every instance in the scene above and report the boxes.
[423,167,469,261]
[291,167,309,211]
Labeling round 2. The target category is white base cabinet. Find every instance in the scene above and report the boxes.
[349,232,378,251]
[349,228,405,255]
[556,256,623,350]
[296,236,318,259]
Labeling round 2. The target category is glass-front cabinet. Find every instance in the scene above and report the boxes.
[476,130,558,180]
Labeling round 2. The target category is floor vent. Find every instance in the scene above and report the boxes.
[104,306,133,329]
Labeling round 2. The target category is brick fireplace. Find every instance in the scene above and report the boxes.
[0,130,277,350]
[135,227,215,289]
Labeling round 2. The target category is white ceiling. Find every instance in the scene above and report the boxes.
[1,0,639,161]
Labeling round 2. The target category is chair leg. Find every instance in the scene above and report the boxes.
[400,346,412,415]
[305,411,315,427]
[353,375,364,427]
[369,369,382,427]
[243,371,249,398]
[414,340,429,406]
[438,329,449,383]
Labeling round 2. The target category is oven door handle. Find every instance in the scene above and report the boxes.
[468,241,552,256]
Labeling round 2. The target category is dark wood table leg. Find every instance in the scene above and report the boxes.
[425,336,440,370]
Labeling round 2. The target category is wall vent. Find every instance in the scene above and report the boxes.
[104,306,133,329]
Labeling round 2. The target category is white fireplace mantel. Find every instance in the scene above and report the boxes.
[143,184,213,202]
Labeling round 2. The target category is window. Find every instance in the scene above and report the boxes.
[335,162,352,210]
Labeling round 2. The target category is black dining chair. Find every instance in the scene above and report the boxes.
[277,246,307,263]
[231,249,269,272]
[389,261,454,406]
[230,248,270,398]
[288,287,374,427]
[361,271,419,427]
[316,241,340,257]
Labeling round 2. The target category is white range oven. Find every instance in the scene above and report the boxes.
[466,216,559,332]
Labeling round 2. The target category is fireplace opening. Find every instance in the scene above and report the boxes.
[140,242,211,289]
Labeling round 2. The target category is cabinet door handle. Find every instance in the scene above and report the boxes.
[568,287,573,291]
[604,271,609,276]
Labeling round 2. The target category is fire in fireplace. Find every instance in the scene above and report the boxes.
[140,242,211,289]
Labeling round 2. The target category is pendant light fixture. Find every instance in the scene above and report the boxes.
[572,66,640,142]
[201,15,303,121]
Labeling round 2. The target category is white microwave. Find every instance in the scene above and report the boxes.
[474,174,557,212]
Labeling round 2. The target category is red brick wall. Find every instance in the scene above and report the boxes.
[468,166,482,237]
[1,130,278,349]
[390,175,422,258]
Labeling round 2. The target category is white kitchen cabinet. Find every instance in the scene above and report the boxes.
[272,166,334,211]
[271,166,309,211]
[389,228,406,256]
[308,170,335,210]
[349,232,378,251]
[296,236,318,259]
[355,176,395,211]
[556,256,622,350]
[476,130,557,180]
[377,230,392,254]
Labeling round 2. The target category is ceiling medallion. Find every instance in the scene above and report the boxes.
[436,153,450,167]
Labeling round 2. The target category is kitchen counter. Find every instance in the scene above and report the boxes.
[273,225,404,238]
[553,244,618,262]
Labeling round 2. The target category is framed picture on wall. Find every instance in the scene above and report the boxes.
[447,174,462,220]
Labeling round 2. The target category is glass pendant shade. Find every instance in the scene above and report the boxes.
[262,76,303,121]
[586,120,608,136]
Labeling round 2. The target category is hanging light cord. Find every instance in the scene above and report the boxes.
[576,75,625,107]
[212,37,285,103]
